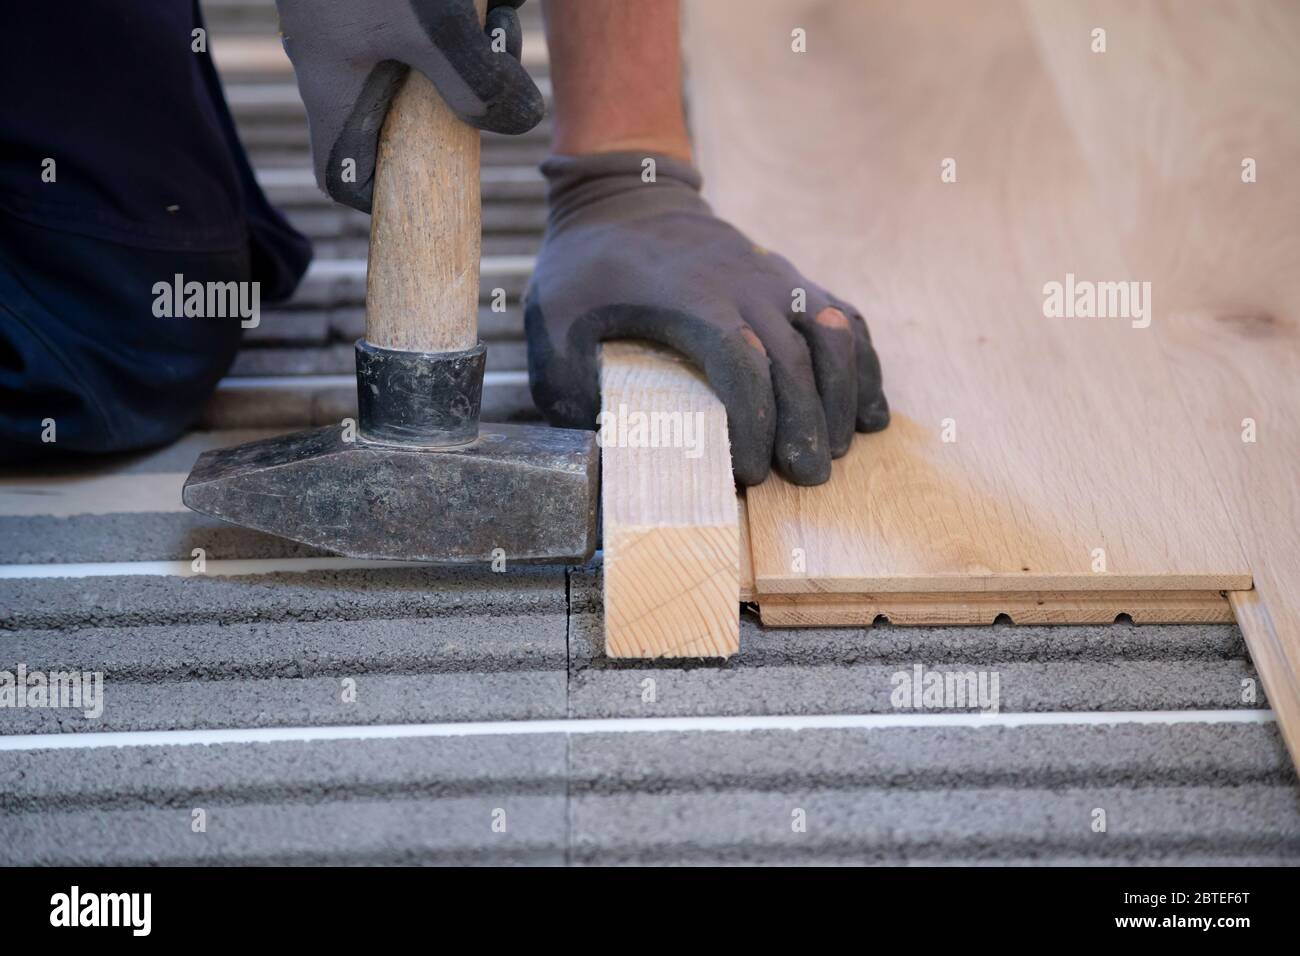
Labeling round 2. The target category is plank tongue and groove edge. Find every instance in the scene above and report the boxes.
[599,342,739,658]
[760,590,1234,628]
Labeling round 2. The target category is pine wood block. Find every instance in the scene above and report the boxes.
[599,342,740,658]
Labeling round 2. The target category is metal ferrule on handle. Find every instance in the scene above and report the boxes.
[355,340,486,447]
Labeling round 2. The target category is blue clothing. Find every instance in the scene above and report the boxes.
[0,0,311,460]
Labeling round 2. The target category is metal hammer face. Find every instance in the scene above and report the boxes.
[183,422,598,563]
[184,343,599,563]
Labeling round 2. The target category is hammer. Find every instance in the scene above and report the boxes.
[183,41,600,563]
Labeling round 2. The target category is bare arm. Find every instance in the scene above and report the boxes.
[542,0,692,161]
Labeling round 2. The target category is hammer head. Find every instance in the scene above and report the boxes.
[183,423,599,563]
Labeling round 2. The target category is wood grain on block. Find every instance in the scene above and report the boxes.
[759,591,1234,628]
[684,0,1252,599]
[600,342,739,658]
[365,64,480,352]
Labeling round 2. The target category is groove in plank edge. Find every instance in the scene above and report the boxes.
[757,590,1236,627]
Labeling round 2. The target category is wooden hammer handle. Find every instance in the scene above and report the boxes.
[364,1,485,353]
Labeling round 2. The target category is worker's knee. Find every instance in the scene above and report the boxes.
[0,217,252,461]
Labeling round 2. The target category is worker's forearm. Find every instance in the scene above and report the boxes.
[541,0,692,162]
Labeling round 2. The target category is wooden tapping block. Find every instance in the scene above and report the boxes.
[599,341,740,658]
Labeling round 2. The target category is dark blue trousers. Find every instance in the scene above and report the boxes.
[0,1,312,461]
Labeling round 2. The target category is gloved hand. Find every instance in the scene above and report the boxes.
[276,0,544,212]
[525,152,889,487]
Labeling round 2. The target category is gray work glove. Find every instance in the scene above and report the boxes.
[525,153,890,487]
[276,0,544,212]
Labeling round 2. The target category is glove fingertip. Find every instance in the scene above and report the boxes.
[857,392,891,433]
[730,440,772,488]
[704,332,778,490]
[844,308,890,432]
[776,439,833,486]
[481,77,546,135]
